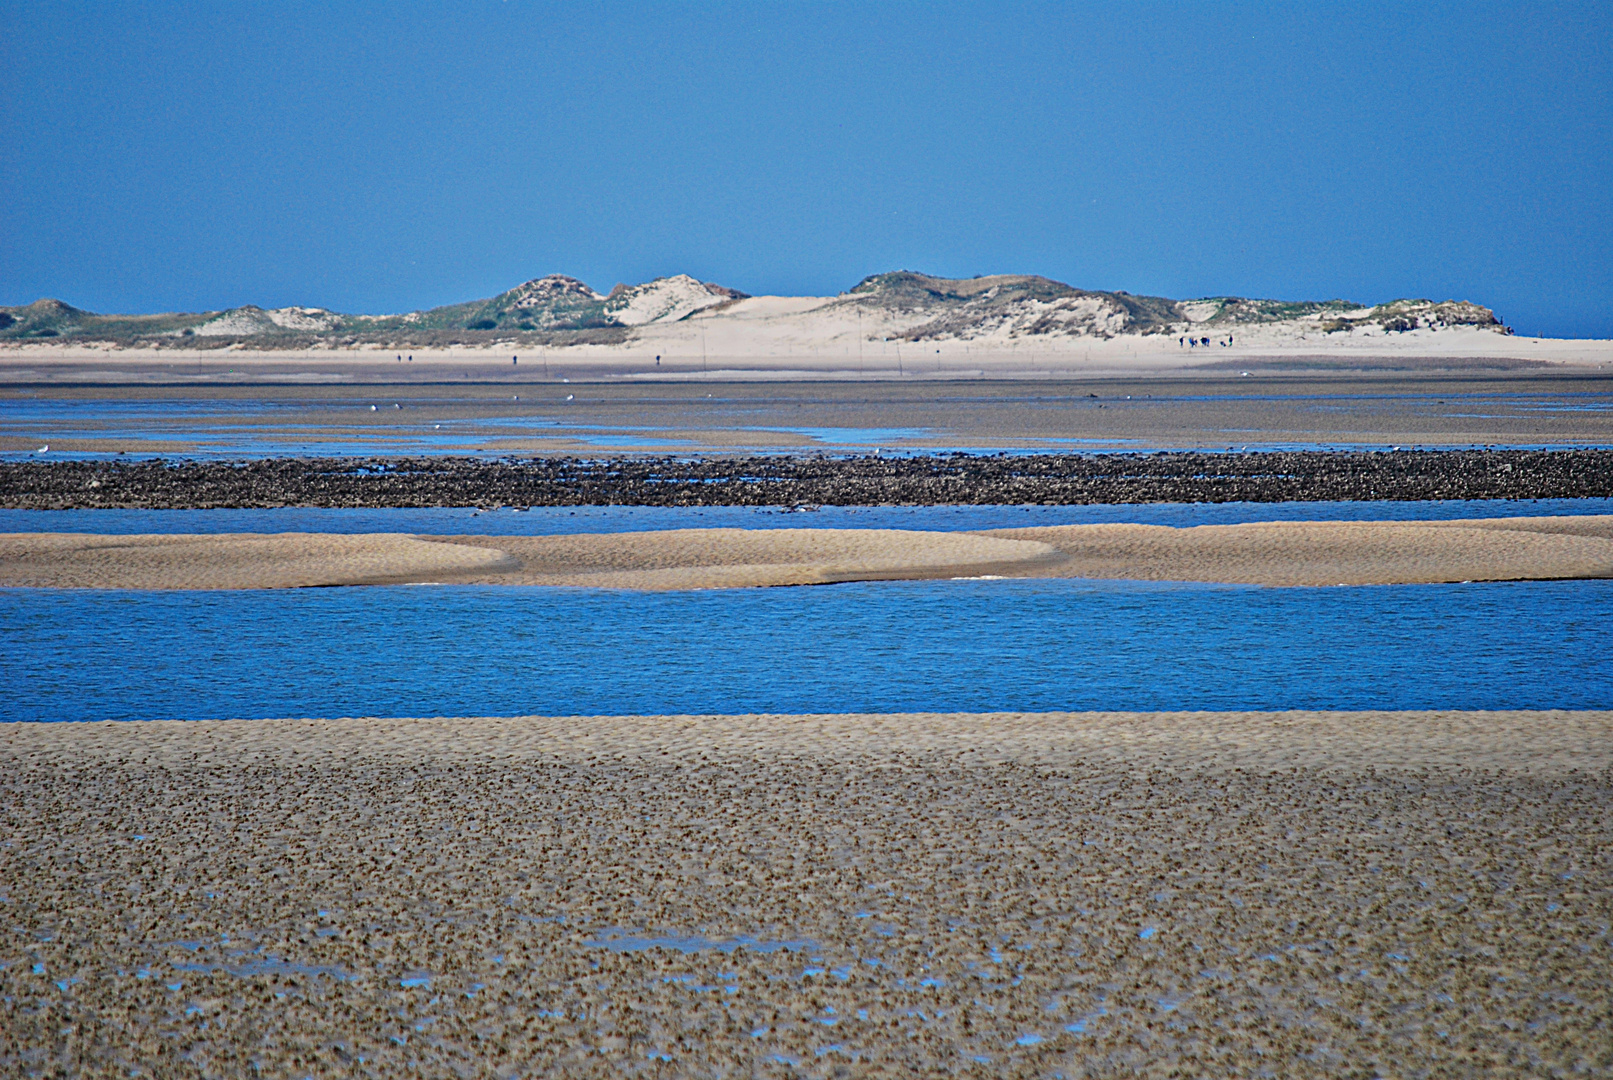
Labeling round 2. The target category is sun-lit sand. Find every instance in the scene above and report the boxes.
[4,711,1608,1075]
[3,515,1611,589]
[6,317,1611,385]
[447,528,1062,588]
[0,532,516,589]
[989,514,1613,586]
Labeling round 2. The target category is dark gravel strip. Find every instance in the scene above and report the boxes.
[4,450,1613,510]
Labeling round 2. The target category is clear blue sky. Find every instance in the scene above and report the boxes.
[3,1,1610,336]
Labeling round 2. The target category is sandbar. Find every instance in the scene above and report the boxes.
[3,515,1612,589]
[0,531,516,589]
[988,514,1613,586]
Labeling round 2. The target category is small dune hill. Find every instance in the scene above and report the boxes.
[849,272,1183,341]
[384,274,748,335]
[193,306,344,337]
[0,272,1509,348]
[603,275,748,326]
[1182,296,1506,335]
[383,275,615,334]
[0,298,218,341]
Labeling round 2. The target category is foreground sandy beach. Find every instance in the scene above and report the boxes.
[4,710,1609,1076]
[3,514,1612,589]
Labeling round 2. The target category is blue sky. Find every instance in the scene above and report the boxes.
[3,1,1610,336]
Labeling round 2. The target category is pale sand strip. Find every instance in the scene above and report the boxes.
[7,710,1609,774]
[989,514,1613,585]
[1,516,1610,589]
[0,532,517,589]
[0,527,1058,590]
[445,527,1062,588]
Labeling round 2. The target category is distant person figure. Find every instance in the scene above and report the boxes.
[1178,336,1185,347]
[1228,335,1234,346]
[1200,337,1210,347]
[656,355,661,366]
[512,356,518,365]
[1188,338,1195,348]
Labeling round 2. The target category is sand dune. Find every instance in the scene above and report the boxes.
[2,516,1610,589]
[5,711,1609,1076]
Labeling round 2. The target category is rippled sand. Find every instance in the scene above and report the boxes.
[3,515,1612,589]
[3,711,1609,1077]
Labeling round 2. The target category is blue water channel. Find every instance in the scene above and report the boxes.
[4,573,1610,721]
[5,500,1610,721]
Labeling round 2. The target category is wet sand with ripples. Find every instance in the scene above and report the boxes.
[3,711,1609,1077]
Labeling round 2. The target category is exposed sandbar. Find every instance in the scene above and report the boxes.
[989,514,1613,586]
[0,531,516,589]
[5,711,1609,1075]
[446,527,1061,588]
[2,515,1611,589]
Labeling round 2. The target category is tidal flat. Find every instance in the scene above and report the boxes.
[3,712,1609,1078]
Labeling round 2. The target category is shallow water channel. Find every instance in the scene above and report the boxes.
[4,572,1610,721]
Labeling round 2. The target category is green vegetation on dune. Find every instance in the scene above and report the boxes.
[0,272,1507,348]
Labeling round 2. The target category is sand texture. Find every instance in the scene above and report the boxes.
[3,711,1610,1077]
[3,515,1612,590]
[991,514,1613,586]
[0,532,517,589]
[447,528,1062,588]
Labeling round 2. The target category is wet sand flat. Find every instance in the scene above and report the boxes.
[4,372,1613,456]
[3,515,1612,589]
[3,711,1609,1077]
